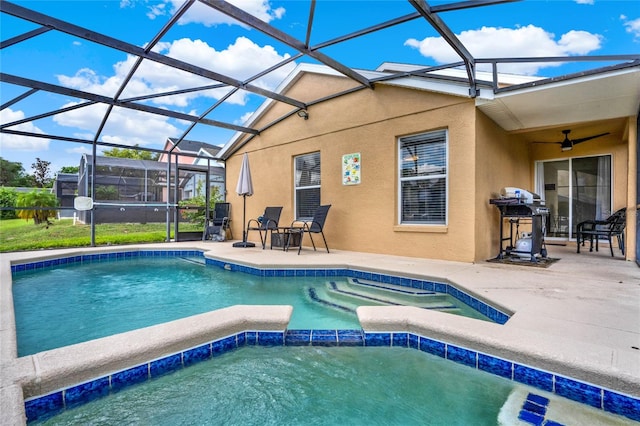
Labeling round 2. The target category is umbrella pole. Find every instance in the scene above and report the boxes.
[233,194,255,248]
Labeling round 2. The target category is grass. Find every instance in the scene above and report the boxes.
[0,218,202,252]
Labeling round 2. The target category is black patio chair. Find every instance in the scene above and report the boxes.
[290,204,331,255]
[246,206,283,249]
[576,208,626,257]
[203,202,231,241]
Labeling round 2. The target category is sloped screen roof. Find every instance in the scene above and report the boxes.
[1,0,639,163]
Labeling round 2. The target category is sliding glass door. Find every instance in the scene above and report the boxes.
[536,155,611,240]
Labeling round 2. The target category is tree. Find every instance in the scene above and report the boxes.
[0,187,18,219]
[0,157,35,187]
[102,144,159,161]
[16,190,58,225]
[31,158,53,188]
[178,180,222,226]
[59,166,79,174]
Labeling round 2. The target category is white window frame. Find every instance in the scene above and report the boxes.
[397,130,449,225]
[294,152,321,220]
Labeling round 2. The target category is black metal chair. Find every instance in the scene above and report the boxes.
[203,202,231,241]
[290,204,331,255]
[246,206,283,249]
[576,208,626,257]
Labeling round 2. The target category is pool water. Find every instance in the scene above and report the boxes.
[31,346,516,425]
[13,257,489,356]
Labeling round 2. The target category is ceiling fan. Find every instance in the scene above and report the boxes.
[535,129,610,151]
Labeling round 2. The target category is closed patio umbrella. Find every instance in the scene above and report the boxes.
[233,153,256,248]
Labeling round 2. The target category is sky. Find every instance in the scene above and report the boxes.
[1,0,639,176]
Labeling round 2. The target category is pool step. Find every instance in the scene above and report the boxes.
[306,279,460,314]
[177,256,206,266]
[328,281,456,310]
[347,277,437,296]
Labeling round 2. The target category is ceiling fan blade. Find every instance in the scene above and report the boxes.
[571,132,610,145]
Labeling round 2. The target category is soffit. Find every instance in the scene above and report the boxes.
[476,68,640,132]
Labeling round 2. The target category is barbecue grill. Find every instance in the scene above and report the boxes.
[490,188,549,262]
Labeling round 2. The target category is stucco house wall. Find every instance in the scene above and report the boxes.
[228,73,497,262]
[225,70,635,263]
[475,111,533,261]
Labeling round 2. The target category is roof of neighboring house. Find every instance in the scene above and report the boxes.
[166,138,222,157]
[80,154,219,174]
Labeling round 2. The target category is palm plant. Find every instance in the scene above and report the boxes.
[16,190,58,225]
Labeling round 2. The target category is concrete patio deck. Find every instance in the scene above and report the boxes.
[198,239,640,387]
[1,240,638,424]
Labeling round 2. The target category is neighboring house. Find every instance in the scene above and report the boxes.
[159,138,226,201]
[189,145,225,200]
[76,154,223,225]
[218,62,639,263]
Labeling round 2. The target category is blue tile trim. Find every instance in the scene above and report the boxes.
[64,377,110,409]
[11,250,203,274]
[603,389,640,422]
[518,409,544,425]
[419,336,446,358]
[477,353,512,379]
[364,332,391,346]
[523,400,546,415]
[257,331,284,346]
[337,329,364,346]
[212,335,238,356]
[527,393,550,407]
[555,375,602,409]
[311,329,338,346]
[24,391,64,423]
[150,353,183,378]
[446,345,477,368]
[516,392,568,426]
[111,364,149,393]
[514,364,554,392]
[285,329,312,346]
[183,344,211,367]
[24,329,640,425]
[392,332,409,347]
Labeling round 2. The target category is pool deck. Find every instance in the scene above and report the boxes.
[1,241,639,424]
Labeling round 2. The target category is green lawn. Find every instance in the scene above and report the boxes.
[0,219,194,252]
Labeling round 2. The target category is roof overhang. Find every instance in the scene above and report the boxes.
[476,64,640,132]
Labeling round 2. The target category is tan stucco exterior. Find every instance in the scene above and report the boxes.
[225,71,636,263]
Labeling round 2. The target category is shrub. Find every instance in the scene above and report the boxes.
[178,181,222,226]
[0,187,18,219]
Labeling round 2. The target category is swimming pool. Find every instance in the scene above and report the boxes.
[29,346,518,425]
[6,248,640,424]
[12,251,501,356]
[24,329,639,425]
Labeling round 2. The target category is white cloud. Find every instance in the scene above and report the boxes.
[156,0,285,27]
[405,25,602,75]
[66,145,93,155]
[146,2,166,20]
[575,0,594,4]
[621,15,640,40]
[0,108,50,151]
[235,111,254,125]
[58,37,295,107]
[51,102,181,148]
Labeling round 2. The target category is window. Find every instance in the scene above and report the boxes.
[294,152,321,219]
[398,130,448,225]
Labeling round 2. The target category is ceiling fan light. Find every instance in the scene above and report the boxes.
[561,145,572,151]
